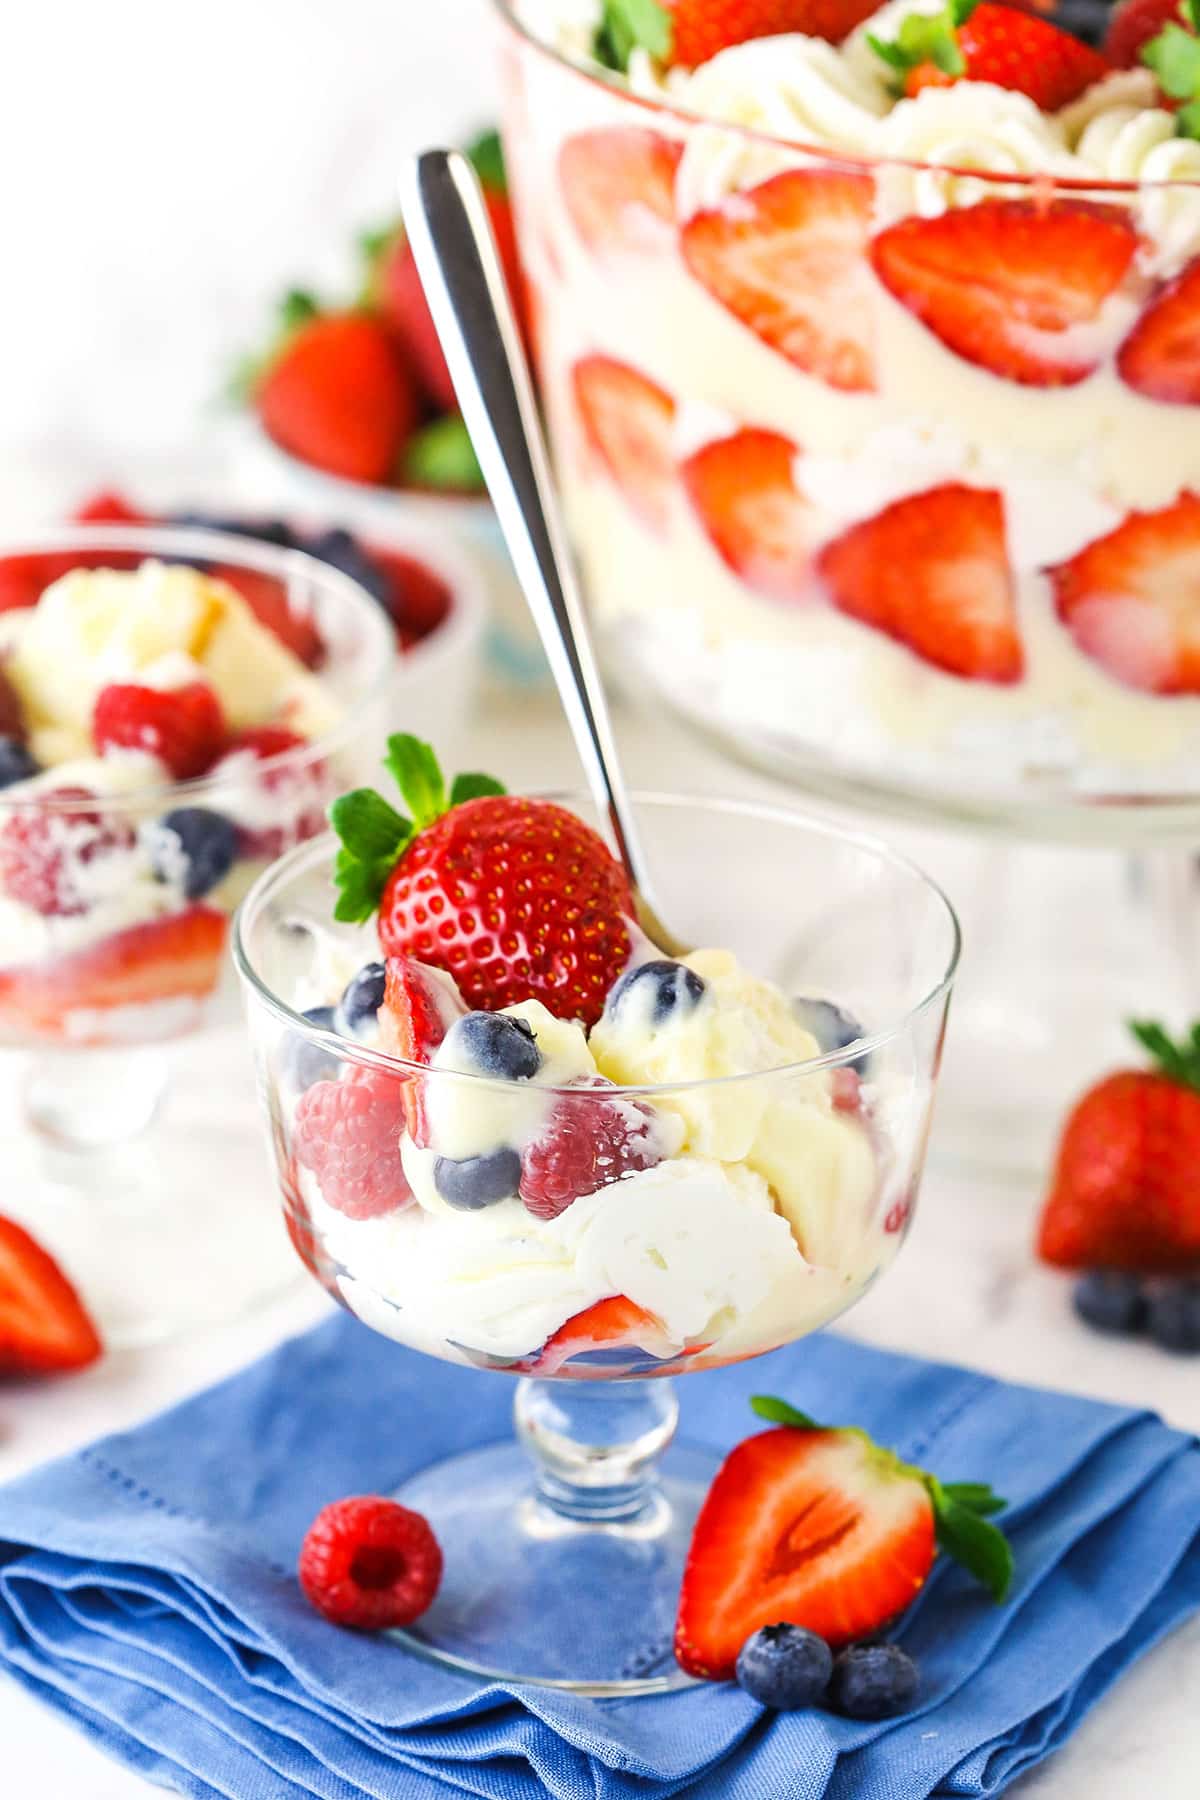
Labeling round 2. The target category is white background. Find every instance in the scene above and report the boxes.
[2,0,494,465]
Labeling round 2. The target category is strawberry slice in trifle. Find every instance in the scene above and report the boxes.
[268,735,894,1379]
[501,0,1200,808]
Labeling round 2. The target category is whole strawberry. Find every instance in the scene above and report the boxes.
[330,736,634,1027]
[595,0,881,69]
[1038,1021,1200,1273]
[675,1394,1012,1680]
[250,292,418,486]
[869,0,1109,109]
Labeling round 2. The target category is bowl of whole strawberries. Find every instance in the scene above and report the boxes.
[236,129,546,689]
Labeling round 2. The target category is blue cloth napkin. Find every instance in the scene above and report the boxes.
[0,1312,1197,1800]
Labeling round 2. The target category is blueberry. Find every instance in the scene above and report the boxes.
[1146,1281,1200,1353]
[148,807,239,900]
[793,997,865,1055]
[0,738,38,789]
[443,1012,542,1081]
[168,510,298,549]
[302,528,391,610]
[434,1148,521,1210]
[735,1623,833,1710]
[336,961,387,1039]
[606,960,707,1026]
[1073,1269,1147,1337]
[828,1644,919,1720]
[285,1006,341,1091]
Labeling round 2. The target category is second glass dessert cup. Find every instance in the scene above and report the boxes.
[0,525,395,1346]
[235,795,959,1693]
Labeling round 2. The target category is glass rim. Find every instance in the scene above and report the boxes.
[232,790,962,1097]
[0,523,397,814]
[492,0,1200,196]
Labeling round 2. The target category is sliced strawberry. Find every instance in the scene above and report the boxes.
[0,554,66,614]
[1105,0,1186,65]
[210,564,325,668]
[681,170,876,394]
[816,483,1023,682]
[882,3,1108,109]
[656,0,882,66]
[1047,492,1200,694]
[572,355,677,532]
[368,548,453,644]
[872,201,1140,389]
[70,489,150,526]
[675,1426,935,1677]
[0,905,228,1043]
[558,128,683,257]
[681,427,812,604]
[0,1217,102,1375]
[528,1296,683,1375]
[519,1083,666,1220]
[1117,256,1200,406]
[377,955,468,1144]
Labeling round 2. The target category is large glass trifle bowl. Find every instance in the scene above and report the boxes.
[235,793,958,1692]
[0,525,394,1345]
[495,0,1200,842]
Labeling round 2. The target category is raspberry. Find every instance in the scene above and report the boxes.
[92,681,226,779]
[292,1065,414,1219]
[0,786,134,917]
[298,1496,442,1630]
[520,1084,665,1221]
[215,727,327,860]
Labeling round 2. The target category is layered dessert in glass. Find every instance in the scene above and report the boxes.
[498,0,1200,823]
[0,526,393,1343]
[235,743,958,1686]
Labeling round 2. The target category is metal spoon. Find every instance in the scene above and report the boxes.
[399,147,688,959]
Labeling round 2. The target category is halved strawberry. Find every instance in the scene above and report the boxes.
[1046,491,1200,694]
[0,905,228,1043]
[368,548,453,644]
[558,129,683,257]
[675,1396,1013,1680]
[681,427,812,604]
[377,955,468,1144]
[572,355,677,532]
[816,483,1023,682]
[1117,256,1200,406]
[210,564,325,669]
[871,201,1140,389]
[681,171,876,394]
[0,1217,102,1375]
[871,1,1108,108]
[528,1296,682,1375]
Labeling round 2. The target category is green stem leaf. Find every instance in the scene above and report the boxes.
[750,1394,822,1429]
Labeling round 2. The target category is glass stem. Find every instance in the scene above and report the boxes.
[514,1377,678,1525]
[23,1044,169,1150]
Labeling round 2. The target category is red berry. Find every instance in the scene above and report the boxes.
[559,129,683,258]
[0,665,25,742]
[71,488,150,525]
[293,1065,414,1220]
[256,310,419,487]
[0,787,134,918]
[572,355,678,533]
[214,727,327,859]
[298,1496,442,1630]
[92,681,226,780]
[663,0,880,67]
[378,795,633,1028]
[1105,0,1186,66]
[0,1215,102,1375]
[377,956,467,1145]
[520,1083,666,1220]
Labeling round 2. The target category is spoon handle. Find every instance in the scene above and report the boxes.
[399,147,658,909]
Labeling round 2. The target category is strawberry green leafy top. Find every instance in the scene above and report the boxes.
[329,733,505,923]
[751,1394,1015,1603]
[595,0,674,70]
[1128,1016,1200,1090]
[1142,0,1200,140]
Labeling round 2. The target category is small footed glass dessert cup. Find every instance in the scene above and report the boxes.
[0,525,394,1346]
[235,794,959,1693]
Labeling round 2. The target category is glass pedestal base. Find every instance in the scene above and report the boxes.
[393,1380,717,1694]
[0,1023,301,1348]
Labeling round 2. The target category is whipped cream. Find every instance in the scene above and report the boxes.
[873,84,1086,221]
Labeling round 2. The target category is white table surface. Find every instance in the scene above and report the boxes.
[2,693,1198,1796]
